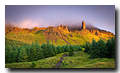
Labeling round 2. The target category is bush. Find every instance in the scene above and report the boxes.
[69,49,74,56]
[30,62,36,68]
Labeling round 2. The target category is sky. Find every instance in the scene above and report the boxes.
[5,5,115,34]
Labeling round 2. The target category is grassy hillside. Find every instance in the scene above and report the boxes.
[5,51,115,68]
[5,38,30,47]
[5,30,46,45]
[5,26,115,68]
[5,26,115,46]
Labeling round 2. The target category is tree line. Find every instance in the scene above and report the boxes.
[5,38,115,63]
[5,39,83,63]
[84,38,115,59]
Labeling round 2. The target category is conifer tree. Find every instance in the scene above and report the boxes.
[111,38,115,58]
[29,43,38,61]
[36,43,44,59]
[89,39,98,58]
[48,44,54,57]
[5,45,19,63]
[12,46,19,62]
[41,43,49,58]
[69,44,74,56]
[60,46,64,53]
[106,38,115,58]
[5,45,12,63]
[97,38,106,58]
[78,45,83,51]
[65,44,70,52]
[84,42,90,54]
[52,44,58,55]
[106,39,112,58]
[18,46,28,62]
[56,45,62,53]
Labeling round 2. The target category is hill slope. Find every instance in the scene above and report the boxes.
[5,25,115,46]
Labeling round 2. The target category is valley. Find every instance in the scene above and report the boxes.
[5,21,115,68]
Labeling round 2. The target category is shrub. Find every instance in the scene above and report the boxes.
[30,62,36,68]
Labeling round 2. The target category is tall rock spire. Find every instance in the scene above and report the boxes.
[82,21,86,29]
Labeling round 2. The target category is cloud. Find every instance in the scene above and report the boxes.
[17,20,39,28]
[5,19,49,29]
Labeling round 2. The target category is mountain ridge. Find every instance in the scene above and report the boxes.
[5,21,115,46]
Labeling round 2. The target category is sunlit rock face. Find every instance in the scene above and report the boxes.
[82,21,86,29]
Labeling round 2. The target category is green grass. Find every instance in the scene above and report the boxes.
[5,31,46,45]
[56,35,67,46]
[60,51,115,68]
[5,38,29,47]
[5,51,115,68]
[5,52,65,68]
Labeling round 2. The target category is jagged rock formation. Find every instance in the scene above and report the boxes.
[90,29,114,36]
[63,26,68,32]
[60,24,63,28]
[5,21,114,37]
[90,29,100,36]
[57,24,69,32]
[57,26,60,29]
[5,29,11,34]
[82,21,86,29]
[12,27,21,30]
